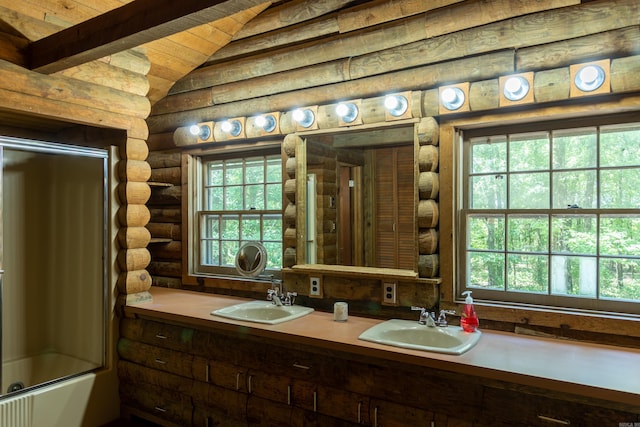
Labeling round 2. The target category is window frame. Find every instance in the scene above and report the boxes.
[457,117,640,315]
[189,147,284,280]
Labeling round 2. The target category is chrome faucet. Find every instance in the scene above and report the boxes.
[267,280,297,306]
[436,310,456,327]
[411,306,436,327]
[267,288,283,306]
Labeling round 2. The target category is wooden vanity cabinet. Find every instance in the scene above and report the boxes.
[118,316,639,427]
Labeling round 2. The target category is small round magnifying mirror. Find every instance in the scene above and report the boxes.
[235,242,268,277]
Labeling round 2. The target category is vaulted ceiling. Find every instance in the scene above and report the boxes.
[0,0,372,106]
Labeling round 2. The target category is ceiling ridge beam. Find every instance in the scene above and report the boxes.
[27,0,267,74]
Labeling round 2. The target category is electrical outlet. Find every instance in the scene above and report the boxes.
[309,276,322,297]
[382,282,397,305]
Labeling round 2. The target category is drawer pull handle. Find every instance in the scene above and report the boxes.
[205,364,210,383]
[313,391,317,412]
[293,363,310,370]
[538,415,571,425]
[374,406,378,427]
[236,372,241,391]
[357,401,362,424]
[155,334,167,339]
[248,375,253,394]
[287,385,291,406]
[155,359,167,365]
[154,406,167,413]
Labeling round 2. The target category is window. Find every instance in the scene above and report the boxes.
[194,153,283,277]
[460,121,640,314]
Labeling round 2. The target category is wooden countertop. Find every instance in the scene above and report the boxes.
[125,287,640,408]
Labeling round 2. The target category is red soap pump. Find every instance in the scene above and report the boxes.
[461,291,479,333]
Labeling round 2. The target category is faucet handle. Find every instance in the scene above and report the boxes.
[436,309,456,327]
[410,306,426,313]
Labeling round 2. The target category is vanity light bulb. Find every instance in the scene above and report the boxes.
[440,87,465,111]
[384,95,408,117]
[292,109,305,122]
[384,95,399,110]
[579,66,599,85]
[255,114,277,132]
[574,64,606,92]
[505,77,523,94]
[190,124,211,140]
[441,87,458,104]
[292,108,315,128]
[503,76,530,101]
[221,120,242,137]
[336,103,359,123]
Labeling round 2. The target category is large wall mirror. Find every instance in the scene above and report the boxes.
[289,123,419,273]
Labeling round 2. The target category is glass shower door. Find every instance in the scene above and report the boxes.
[0,137,108,397]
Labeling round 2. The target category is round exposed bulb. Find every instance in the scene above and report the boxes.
[189,124,201,135]
[292,109,315,128]
[221,120,242,136]
[336,103,359,123]
[255,114,276,132]
[579,66,599,84]
[503,76,530,101]
[440,87,465,110]
[574,64,605,92]
[384,95,408,117]
[255,116,266,127]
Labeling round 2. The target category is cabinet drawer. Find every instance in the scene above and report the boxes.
[247,369,292,405]
[118,360,194,395]
[481,386,640,427]
[316,384,370,425]
[120,381,193,426]
[121,317,197,352]
[209,360,248,392]
[246,395,293,427]
[192,381,248,421]
[193,406,249,427]
[235,339,349,386]
[118,337,195,378]
[370,398,434,427]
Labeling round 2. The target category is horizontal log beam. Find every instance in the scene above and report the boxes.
[150,51,515,132]
[28,0,269,73]
[0,59,150,119]
[168,0,579,95]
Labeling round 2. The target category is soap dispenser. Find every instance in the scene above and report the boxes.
[461,291,479,332]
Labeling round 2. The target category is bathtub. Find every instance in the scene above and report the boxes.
[0,353,118,427]
[2,352,100,394]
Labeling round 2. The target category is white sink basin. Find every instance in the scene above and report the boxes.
[358,319,481,355]
[211,301,314,325]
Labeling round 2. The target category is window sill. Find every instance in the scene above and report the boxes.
[449,299,640,346]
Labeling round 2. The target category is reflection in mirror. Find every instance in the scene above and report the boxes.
[235,241,268,277]
[300,125,417,271]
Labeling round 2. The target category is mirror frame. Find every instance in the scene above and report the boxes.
[235,241,268,278]
[290,121,420,273]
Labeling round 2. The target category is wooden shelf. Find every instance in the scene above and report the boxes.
[149,238,172,244]
[290,263,419,280]
[148,181,174,187]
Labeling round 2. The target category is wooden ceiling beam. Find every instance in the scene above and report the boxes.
[27,0,268,74]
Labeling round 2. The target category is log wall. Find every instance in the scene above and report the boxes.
[0,42,154,307]
[144,0,640,321]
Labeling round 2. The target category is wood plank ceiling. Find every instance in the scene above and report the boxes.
[0,0,373,108]
[0,0,278,104]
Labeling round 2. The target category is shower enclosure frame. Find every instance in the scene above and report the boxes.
[0,136,109,398]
